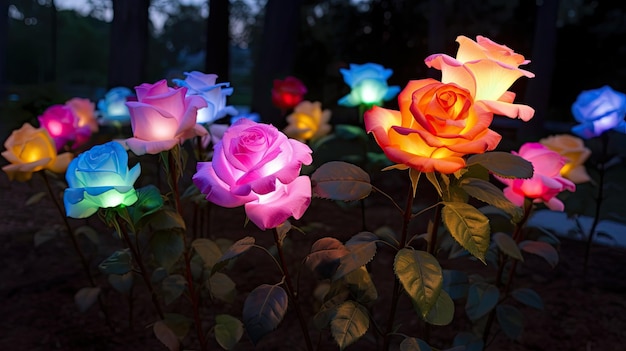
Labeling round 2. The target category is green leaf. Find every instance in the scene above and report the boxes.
[214,314,244,350]
[334,124,368,140]
[25,191,47,206]
[400,337,433,351]
[313,288,350,330]
[162,274,186,305]
[423,290,454,326]
[493,232,523,261]
[74,287,101,313]
[127,185,164,225]
[333,233,377,280]
[150,230,184,271]
[519,240,559,268]
[151,267,168,284]
[306,237,349,279]
[511,288,544,310]
[394,249,443,317]
[153,320,180,351]
[465,282,499,321]
[193,238,222,269]
[243,284,288,345]
[311,161,372,201]
[453,332,484,351]
[145,208,186,231]
[442,269,469,300]
[466,152,534,179]
[108,272,134,294]
[496,304,524,340]
[74,225,100,245]
[442,202,490,263]
[163,313,192,340]
[212,236,255,274]
[330,301,369,350]
[98,249,132,275]
[409,168,421,196]
[208,272,236,303]
[460,178,523,221]
[33,225,61,247]
[343,266,378,305]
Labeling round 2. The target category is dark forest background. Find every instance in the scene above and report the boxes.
[1,0,625,143]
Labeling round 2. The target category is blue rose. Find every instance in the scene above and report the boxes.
[338,63,400,107]
[97,87,135,125]
[571,85,626,139]
[173,71,238,124]
[64,141,141,218]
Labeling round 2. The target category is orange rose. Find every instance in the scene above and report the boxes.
[2,123,73,181]
[364,78,501,174]
[283,101,331,142]
[539,134,592,183]
[66,97,98,133]
[425,35,535,121]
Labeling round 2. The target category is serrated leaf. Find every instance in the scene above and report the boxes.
[330,301,369,350]
[25,191,47,206]
[243,284,288,345]
[343,266,378,305]
[400,337,432,351]
[311,161,372,201]
[74,287,101,312]
[466,152,533,179]
[443,269,469,300]
[306,237,349,279]
[496,304,524,340]
[423,289,454,326]
[493,232,523,261]
[193,238,222,269]
[442,202,490,263]
[108,272,134,293]
[465,282,499,321]
[162,274,186,305]
[215,314,244,350]
[511,288,544,310]
[153,320,180,351]
[212,236,255,274]
[519,240,559,268]
[313,288,350,330]
[394,249,443,317]
[461,178,523,221]
[98,249,132,275]
[333,236,377,280]
[150,230,184,271]
[208,272,236,303]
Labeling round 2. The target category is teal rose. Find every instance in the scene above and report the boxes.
[64,141,141,218]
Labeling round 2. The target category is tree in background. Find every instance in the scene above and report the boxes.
[205,0,229,81]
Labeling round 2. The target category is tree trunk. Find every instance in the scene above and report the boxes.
[108,0,150,89]
[205,0,229,81]
[517,0,560,142]
[251,0,303,127]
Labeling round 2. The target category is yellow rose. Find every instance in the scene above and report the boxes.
[2,123,73,181]
[283,101,331,142]
[539,134,591,183]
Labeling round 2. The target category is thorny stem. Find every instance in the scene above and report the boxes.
[40,171,114,331]
[584,132,608,279]
[273,229,314,351]
[383,184,415,351]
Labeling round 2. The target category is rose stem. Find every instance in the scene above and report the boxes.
[273,228,314,351]
[583,132,608,280]
[422,202,442,343]
[167,147,207,351]
[117,218,164,320]
[40,171,114,331]
[383,184,414,351]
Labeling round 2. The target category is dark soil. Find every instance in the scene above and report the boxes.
[2,167,626,351]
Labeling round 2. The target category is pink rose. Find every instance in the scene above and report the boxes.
[38,104,92,151]
[192,119,313,230]
[496,143,575,211]
[125,79,208,155]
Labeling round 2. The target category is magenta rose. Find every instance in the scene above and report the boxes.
[38,104,92,151]
[192,119,313,230]
[125,79,208,155]
[495,143,575,211]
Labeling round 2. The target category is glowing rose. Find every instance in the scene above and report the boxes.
[38,104,92,151]
[539,134,591,183]
[364,78,501,174]
[283,101,332,142]
[2,123,73,181]
[192,119,312,230]
[125,79,208,155]
[272,76,307,111]
[495,143,575,211]
[425,35,535,121]
[172,71,238,124]
[570,85,626,139]
[64,141,141,218]
[338,63,400,107]
[97,87,135,126]
[66,97,98,133]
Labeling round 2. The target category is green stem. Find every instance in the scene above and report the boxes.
[40,171,114,331]
[273,229,314,351]
[383,184,415,351]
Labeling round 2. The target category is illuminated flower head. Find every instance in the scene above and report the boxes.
[97,87,135,126]
[38,104,92,151]
[173,71,238,124]
[283,101,332,142]
[338,63,400,108]
[272,76,307,111]
[539,134,591,184]
[66,97,98,133]
[571,85,626,139]
[2,123,73,181]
